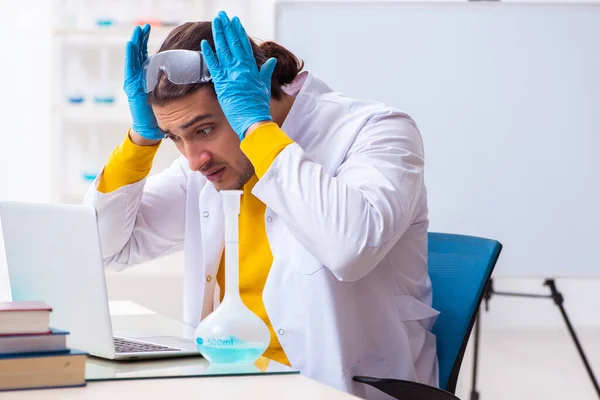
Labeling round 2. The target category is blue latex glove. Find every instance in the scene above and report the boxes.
[123,24,164,140]
[201,11,277,140]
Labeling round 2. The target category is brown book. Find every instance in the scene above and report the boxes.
[0,349,86,391]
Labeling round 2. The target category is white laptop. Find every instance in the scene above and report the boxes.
[0,201,198,360]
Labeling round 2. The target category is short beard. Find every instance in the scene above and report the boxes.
[233,157,255,190]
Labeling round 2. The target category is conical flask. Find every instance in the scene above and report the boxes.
[194,190,271,365]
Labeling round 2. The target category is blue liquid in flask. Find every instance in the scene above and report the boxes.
[196,336,265,365]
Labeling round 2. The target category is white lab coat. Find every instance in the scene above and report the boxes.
[84,71,439,399]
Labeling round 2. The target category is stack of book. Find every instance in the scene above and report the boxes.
[0,301,87,391]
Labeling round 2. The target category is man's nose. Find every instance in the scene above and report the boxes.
[186,144,212,172]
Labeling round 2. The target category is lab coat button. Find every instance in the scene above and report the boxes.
[267,216,273,223]
[206,275,212,282]
[203,212,209,218]
[278,329,285,335]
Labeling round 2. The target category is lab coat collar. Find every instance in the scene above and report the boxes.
[280,71,334,143]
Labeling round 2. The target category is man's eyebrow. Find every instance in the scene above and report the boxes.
[159,113,215,136]
[180,113,215,130]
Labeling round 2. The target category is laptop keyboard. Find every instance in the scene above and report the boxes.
[113,337,181,353]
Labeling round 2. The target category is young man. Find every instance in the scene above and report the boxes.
[84,12,439,399]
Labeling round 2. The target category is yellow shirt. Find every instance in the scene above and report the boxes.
[98,123,293,366]
[97,129,160,193]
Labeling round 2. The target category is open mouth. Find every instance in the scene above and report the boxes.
[206,167,226,182]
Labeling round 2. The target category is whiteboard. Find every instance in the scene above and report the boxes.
[275,2,600,278]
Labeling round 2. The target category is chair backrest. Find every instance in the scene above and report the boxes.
[428,232,502,393]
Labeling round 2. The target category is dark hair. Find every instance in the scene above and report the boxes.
[147,21,304,106]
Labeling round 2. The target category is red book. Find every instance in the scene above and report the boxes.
[0,301,52,335]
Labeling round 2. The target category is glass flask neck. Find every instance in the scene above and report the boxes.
[223,212,242,304]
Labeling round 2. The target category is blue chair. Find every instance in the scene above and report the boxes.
[354,232,503,399]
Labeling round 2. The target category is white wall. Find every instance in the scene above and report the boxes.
[0,0,53,301]
[0,0,52,203]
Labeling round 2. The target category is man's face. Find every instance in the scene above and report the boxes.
[152,87,254,190]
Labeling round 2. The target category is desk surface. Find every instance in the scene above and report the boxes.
[1,301,359,398]
[2,374,359,399]
[86,354,298,380]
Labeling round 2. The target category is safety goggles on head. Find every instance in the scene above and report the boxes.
[142,49,212,93]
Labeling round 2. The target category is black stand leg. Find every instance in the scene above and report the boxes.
[544,279,600,397]
[471,278,600,399]
[470,312,481,400]
[471,280,493,400]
